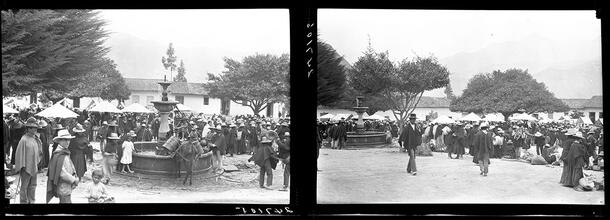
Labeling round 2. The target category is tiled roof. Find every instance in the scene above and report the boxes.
[561,96,603,109]
[124,78,208,95]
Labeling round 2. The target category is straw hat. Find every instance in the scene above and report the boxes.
[565,128,578,136]
[53,129,75,142]
[72,123,86,133]
[24,117,39,128]
[573,131,585,139]
[107,133,120,140]
[102,121,108,125]
[126,130,137,137]
[534,132,543,137]
[479,122,489,128]
[37,120,48,128]
[141,123,146,127]
[284,132,290,137]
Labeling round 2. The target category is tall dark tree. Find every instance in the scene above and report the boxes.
[2,9,109,97]
[174,59,187,82]
[206,53,289,116]
[161,43,178,81]
[317,41,347,107]
[350,43,450,126]
[450,68,570,120]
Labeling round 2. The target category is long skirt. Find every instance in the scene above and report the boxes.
[560,159,585,187]
[435,135,446,152]
[70,149,87,178]
[453,137,466,155]
[237,139,247,154]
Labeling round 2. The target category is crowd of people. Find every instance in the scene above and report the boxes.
[316,113,604,190]
[4,104,291,203]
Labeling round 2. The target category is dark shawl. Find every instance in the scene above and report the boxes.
[250,144,279,170]
[46,148,70,203]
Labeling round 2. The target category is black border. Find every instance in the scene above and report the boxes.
[1,0,608,217]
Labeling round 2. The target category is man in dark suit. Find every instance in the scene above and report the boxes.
[474,122,493,176]
[399,114,422,175]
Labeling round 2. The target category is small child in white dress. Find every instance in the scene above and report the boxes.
[86,170,114,203]
[121,132,136,173]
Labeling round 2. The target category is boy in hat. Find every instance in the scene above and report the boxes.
[46,129,78,203]
[399,114,422,175]
[14,117,43,203]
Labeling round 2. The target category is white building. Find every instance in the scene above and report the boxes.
[77,78,286,117]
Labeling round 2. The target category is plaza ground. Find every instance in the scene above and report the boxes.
[317,144,604,204]
[7,142,289,204]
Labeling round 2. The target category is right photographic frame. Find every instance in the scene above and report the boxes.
[316,9,603,205]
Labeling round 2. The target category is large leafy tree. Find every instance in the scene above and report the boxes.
[350,44,450,126]
[161,43,178,81]
[206,54,290,116]
[174,59,187,82]
[450,68,570,120]
[2,9,109,97]
[317,41,347,106]
[67,58,131,102]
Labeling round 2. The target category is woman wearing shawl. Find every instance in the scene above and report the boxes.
[68,124,90,182]
[46,129,78,203]
[560,130,587,188]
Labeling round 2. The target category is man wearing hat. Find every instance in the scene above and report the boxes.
[474,122,493,176]
[208,125,226,171]
[226,124,238,157]
[68,123,90,182]
[399,114,422,175]
[37,119,51,170]
[236,124,249,155]
[247,122,261,155]
[277,132,290,191]
[249,136,279,189]
[533,131,546,156]
[14,117,43,203]
[46,129,78,203]
[97,121,109,153]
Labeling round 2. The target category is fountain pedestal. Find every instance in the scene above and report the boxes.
[345,97,387,147]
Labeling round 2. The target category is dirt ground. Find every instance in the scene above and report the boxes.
[317,142,604,204]
[7,142,289,204]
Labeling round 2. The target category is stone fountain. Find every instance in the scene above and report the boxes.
[131,76,213,175]
[345,96,387,147]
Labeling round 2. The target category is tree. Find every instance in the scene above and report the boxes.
[317,40,347,106]
[174,59,187,82]
[2,9,109,97]
[450,68,570,120]
[161,43,178,81]
[67,58,131,102]
[569,111,585,119]
[444,83,456,101]
[205,53,289,116]
[350,43,450,127]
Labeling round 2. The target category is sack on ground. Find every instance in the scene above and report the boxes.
[531,155,548,165]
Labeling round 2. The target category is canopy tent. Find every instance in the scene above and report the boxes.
[577,116,593,125]
[121,103,153,113]
[364,114,387,121]
[458,112,482,122]
[89,101,122,113]
[510,113,538,121]
[331,113,351,121]
[3,105,19,114]
[35,103,79,119]
[175,103,194,112]
[432,115,456,124]
[318,113,335,120]
[482,114,504,122]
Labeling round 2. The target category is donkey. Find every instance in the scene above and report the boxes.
[173,140,204,185]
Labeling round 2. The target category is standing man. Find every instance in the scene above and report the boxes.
[474,122,493,176]
[278,132,290,191]
[14,117,43,203]
[399,114,422,176]
[97,121,109,152]
[337,120,348,150]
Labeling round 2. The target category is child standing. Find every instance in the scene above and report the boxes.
[86,170,114,203]
[120,131,136,173]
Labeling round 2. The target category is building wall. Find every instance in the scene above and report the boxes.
[317,107,462,121]
[583,107,603,121]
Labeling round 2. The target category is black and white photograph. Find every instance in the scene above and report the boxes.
[316,9,603,204]
[3,9,291,204]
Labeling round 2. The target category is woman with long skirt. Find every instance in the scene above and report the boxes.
[560,131,587,188]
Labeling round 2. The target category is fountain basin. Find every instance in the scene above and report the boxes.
[345,131,388,147]
[132,142,213,175]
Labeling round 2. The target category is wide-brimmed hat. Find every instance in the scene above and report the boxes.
[534,132,543,137]
[260,136,272,144]
[214,125,222,130]
[498,129,504,134]
[53,129,75,142]
[573,131,585,139]
[107,133,120,140]
[37,120,48,128]
[239,124,245,127]
[141,123,146,127]
[284,132,290,137]
[126,130,137,137]
[24,117,39,128]
[230,124,237,128]
[52,124,64,130]
[281,122,288,126]
[587,130,595,134]
[102,121,108,125]
[72,123,86,133]
[565,128,578,136]
[479,122,489,128]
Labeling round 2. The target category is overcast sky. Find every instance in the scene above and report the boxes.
[318,9,602,98]
[97,9,289,82]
